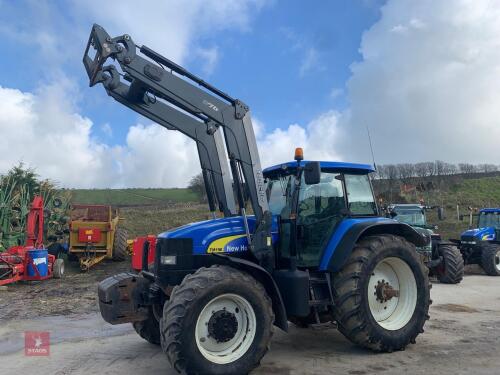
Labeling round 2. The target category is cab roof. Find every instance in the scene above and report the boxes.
[263,161,375,176]
[480,208,500,213]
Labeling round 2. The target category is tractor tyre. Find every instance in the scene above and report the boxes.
[160,265,274,375]
[53,258,65,279]
[112,228,128,261]
[480,243,500,276]
[435,244,464,284]
[332,234,431,352]
[133,307,161,345]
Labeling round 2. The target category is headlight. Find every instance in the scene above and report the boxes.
[160,255,177,265]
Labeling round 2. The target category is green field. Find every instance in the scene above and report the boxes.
[67,188,199,206]
[120,203,211,238]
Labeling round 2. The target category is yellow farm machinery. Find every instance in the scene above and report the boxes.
[69,204,127,271]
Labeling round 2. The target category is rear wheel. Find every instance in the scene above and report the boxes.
[480,243,500,276]
[160,265,274,375]
[112,228,128,261]
[434,244,464,284]
[332,234,430,352]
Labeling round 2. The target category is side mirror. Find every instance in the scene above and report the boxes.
[304,162,321,185]
[437,207,445,221]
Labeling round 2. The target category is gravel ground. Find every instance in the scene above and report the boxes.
[0,267,499,374]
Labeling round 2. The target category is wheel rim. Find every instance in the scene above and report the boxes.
[367,257,417,331]
[195,293,256,364]
[495,250,500,272]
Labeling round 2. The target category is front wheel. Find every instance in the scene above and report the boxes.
[160,265,274,375]
[133,307,161,345]
[332,234,430,352]
[434,244,464,284]
[480,243,500,276]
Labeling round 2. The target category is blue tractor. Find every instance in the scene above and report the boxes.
[452,208,500,276]
[84,25,431,375]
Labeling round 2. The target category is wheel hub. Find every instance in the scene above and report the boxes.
[375,280,400,303]
[207,309,238,343]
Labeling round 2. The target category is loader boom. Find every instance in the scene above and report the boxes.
[83,24,273,266]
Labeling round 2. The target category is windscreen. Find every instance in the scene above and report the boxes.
[393,209,426,226]
[478,211,500,229]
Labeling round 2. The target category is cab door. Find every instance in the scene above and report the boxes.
[295,172,346,267]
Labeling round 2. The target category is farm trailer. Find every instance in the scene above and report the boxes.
[69,204,127,271]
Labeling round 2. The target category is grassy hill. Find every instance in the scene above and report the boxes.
[67,188,199,206]
[375,175,500,239]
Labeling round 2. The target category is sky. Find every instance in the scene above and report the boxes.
[1,0,499,188]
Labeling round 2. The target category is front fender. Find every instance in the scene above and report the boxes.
[321,219,427,272]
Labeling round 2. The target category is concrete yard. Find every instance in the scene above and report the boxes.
[1,271,499,375]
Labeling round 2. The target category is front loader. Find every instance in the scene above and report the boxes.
[84,24,431,375]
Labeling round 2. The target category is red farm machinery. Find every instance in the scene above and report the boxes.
[0,196,64,286]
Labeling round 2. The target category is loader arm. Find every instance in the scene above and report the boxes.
[83,24,273,267]
[100,72,235,217]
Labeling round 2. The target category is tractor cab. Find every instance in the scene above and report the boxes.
[461,208,500,242]
[264,159,378,268]
[388,205,428,227]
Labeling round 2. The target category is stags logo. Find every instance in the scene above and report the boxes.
[25,331,50,356]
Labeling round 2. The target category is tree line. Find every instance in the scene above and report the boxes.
[373,161,500,184]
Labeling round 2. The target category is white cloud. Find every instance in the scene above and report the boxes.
[300,47,323,76]
[100,123,112,137]
[0,83,200,188]
[74,0,266,65]
[195,47,219,76]
[114,124,199,188]
[0,82,114,188]
[339,0,500,165]
[256,111,343,168]
[329,88,344,100]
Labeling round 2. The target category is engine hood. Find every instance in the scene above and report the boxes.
[461,227,496,241]
[157,216,279,255]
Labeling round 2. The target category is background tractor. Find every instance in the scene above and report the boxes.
[451,208,500,276]
[68,204,127,271]
[386,204,464,284]
[85,24,431,375]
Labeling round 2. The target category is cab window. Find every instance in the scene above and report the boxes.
[344,174,377,216]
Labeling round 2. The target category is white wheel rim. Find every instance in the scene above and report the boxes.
[195,293,256,365]
[495,250,500,271]
[367,257,417,331]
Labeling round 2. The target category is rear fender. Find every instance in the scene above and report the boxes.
[214,254,288,332]
[324,220,427,273]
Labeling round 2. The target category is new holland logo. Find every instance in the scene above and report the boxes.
[207,235,248,254]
